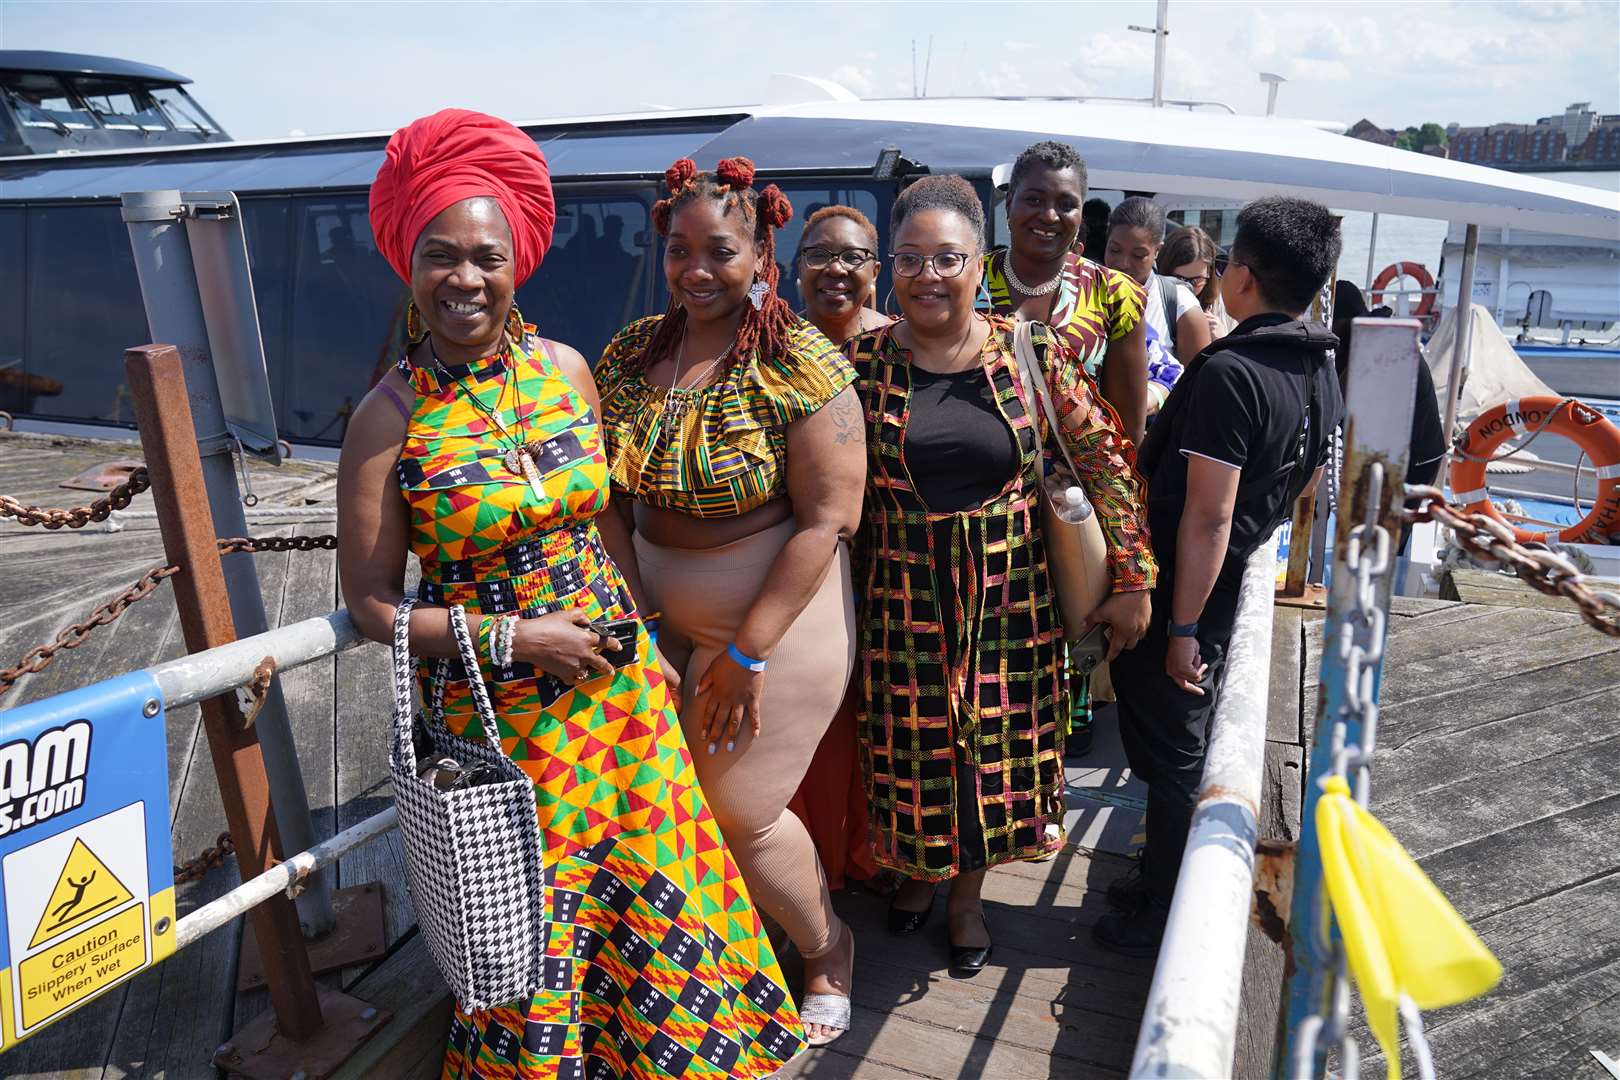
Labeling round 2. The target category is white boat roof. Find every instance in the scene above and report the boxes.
[742,95,1620,241]
[4,89,1616,241]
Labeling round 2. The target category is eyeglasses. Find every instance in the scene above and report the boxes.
[890,251,972,279]
[800,246,875,271]
[1176,273,1211,291]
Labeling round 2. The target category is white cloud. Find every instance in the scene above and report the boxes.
[1498,0,1592,20]
[827,64,879,98]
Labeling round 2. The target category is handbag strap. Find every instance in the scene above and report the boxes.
[391,597,419,766]
[1012,319,1082,479]
[434,604,505,754]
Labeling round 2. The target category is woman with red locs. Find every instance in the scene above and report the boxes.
[595,158,866,1045]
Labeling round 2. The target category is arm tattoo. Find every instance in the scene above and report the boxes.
[829,390,861,445]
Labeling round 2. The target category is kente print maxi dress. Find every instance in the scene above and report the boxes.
[848,316,1155,881]
[395,336,803,1080]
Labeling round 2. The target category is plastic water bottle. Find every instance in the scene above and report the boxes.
[1044,475,1095,524]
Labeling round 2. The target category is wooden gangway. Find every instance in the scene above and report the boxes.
[3,430,1616,1078]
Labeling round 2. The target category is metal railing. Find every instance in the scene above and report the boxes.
[1128,535,1279,1078]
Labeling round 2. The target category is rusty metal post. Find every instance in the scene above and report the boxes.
[124,345,325,1042]
[1281,494,1314,597]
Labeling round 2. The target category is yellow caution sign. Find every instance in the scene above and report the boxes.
[18,904,146,1030]
[29,839,134,948]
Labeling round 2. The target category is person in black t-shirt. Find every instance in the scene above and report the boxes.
[1332,280,1447,491]
[1093,197,1346,956]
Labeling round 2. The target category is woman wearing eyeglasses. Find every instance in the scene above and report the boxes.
[847,175,1156,971]
[797,205,890,347]
[983,141,1151,446]
[1104,197,1213,414]
[789,204,890,895]
[1158,224,1234,338]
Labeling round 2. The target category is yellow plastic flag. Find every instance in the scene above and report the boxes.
[1316,775,1503,1079]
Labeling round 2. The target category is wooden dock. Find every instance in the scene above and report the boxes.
[4,429,1617,1079]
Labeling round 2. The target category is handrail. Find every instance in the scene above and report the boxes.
[1129,533,1279,1078]
[148,608,366,708]
[175,807,399,949]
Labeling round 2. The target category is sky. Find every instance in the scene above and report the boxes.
[2,0,1617,141]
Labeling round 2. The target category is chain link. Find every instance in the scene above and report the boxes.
[1405,485,1620,638]
[0,467,153,529]
[173,831,236,884]
[0,533,337,699]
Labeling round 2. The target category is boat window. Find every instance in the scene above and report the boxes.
[520,194,653,362]
[279,196,403,442]
[71,78,171,133]
[150,85,221,134]
[0,74,99,133]
[0,209,27,416]
[20,204,148,425]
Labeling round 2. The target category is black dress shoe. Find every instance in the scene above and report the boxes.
[887,897,933,936]
[949,912,993,972]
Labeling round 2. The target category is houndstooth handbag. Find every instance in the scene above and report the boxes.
[388,597,546,1011]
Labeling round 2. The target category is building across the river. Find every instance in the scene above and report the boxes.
[1449,103,1620,171]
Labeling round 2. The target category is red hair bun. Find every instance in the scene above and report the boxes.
[758,184,793,229]
[715,156,757,190]
[664,158,697,194]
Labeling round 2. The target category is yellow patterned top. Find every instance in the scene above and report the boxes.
[981,250,1145,380]
[594,314,856,518]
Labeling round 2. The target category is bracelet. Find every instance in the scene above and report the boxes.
[479,615,497,669]
[726,642,768,672]
[495,613,518,668]
[1168,619,1200,638]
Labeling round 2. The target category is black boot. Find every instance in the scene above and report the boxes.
[1091,894,1170,958]
[1105,856,1149,912]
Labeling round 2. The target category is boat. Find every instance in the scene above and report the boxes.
[0,50,230,156]
[1,69,1614,449]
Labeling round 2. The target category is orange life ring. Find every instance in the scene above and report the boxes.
[1451,396,1620,544]
[1369,262,1436,317]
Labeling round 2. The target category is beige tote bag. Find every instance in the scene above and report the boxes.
[1010,321,1111,670]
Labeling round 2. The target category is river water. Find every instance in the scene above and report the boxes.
[1334,169,1620,289]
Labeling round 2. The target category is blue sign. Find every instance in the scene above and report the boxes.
[0,672,174,1049]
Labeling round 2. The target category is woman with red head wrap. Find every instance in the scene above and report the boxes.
[593,158,865,1045]
[339,113,803,1079]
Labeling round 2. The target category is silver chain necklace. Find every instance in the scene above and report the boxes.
[1003,252,1063,297]
[662,332,730,426]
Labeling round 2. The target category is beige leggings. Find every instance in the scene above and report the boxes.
[635,519,855,958]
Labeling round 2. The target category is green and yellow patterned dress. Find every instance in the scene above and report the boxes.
[394,333,803,1080]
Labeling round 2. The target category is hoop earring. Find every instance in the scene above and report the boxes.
[405,300,426,343]
[883,286,901,320]
[977,277,994,312]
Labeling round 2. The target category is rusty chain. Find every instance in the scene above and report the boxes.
[173,832,236,884]
[1406,484,1620,638]
[0,466,152,529]
[0,534,337,699]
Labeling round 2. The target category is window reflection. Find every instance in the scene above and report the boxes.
[1,73,97,132]
[22,205,147,423]
[282,197,403,443]
[520,196,651,363]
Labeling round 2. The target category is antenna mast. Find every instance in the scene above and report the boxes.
[1127,0,1170,108]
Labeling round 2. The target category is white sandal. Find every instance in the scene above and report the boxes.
[799,921,854,1048]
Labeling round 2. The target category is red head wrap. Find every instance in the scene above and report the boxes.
[368,108,555,286]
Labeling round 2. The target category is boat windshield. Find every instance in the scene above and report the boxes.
[70,77,171,134]
[149,85,220,134]
[0,73,98,133]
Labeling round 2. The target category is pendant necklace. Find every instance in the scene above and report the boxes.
[662,332,730,430]
[1003,251,1063,297]
[430,337,545,500]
